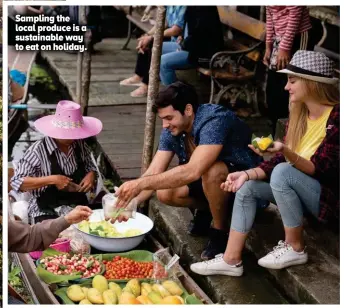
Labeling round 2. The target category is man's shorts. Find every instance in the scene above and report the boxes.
[187,161,237,204]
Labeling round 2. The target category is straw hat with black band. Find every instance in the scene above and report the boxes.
[278,50,339,85]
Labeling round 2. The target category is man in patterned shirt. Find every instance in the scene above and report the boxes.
[115,82,262,260]
[11,101,103,224]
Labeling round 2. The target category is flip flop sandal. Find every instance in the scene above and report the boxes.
[120,77,142,87]
[130,87,148,98]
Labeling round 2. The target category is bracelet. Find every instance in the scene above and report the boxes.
[252,168,259,180]
[289,154,300,166]
[243,170,250,181]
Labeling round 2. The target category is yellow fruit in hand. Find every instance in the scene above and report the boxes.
[257,137,274,151]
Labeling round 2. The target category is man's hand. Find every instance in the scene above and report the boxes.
[64,206,93,224]
[105,197,140,224]
[263,47,272,66]
[79,171,96,193]
[277,49,291,70]
[52,175,72,190]
[114,180,142,208]
[220,171,248,193]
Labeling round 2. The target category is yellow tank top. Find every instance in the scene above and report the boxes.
[295,107,333,160]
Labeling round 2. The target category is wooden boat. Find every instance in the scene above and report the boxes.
[8,138,213,305]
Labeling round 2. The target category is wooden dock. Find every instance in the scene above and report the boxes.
[41,38,270,181]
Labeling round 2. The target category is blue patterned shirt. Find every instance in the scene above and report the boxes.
[166,6,186,42]
[158,104,262,170]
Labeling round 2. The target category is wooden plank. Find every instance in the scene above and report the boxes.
[217,6,266,41]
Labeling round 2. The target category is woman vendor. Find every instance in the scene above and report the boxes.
[11,100,103,224]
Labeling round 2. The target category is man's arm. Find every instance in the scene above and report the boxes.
[115,145,222,207]
[135,150,174,204]
[139,145,222,190]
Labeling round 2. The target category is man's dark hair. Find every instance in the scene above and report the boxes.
[152,81,199,114]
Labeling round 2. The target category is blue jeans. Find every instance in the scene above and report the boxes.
[231,163,321,233]
[160,42,194,85]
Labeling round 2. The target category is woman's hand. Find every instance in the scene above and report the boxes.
[248,141,284,156]
[136,35,152,54]
[52,175,72,190]
[79,171,96,193]
[64,206,93,224]
[220,171,248,193]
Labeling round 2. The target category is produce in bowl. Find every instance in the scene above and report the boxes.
[73,209,154,252]
[78,220,142,238]
[39,254,102,279]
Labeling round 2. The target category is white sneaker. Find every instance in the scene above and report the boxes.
[258,240,308,270]
[190,254,243,277]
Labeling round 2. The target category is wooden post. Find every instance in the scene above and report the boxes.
[76,52,83,104]
[141,6,166,174]
[260,6,266,22]
[79,6,92,116]
[76,8,83,104]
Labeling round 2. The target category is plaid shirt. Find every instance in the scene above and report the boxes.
[259,104,339,223]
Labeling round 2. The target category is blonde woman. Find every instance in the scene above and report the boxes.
[190,50,339,276]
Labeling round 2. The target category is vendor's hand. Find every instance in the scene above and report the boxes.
[220,171,248,193]
[276,49,290,70]
[79,171,96,193]
[263,47,272,66]
[64,206,93,224]
[114,180,142,209]
[52,175,72,190]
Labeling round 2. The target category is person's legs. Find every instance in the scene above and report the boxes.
[157,184,212,236]
[202,161,230,231]
[191,179,275,275]
[160,48,194,85]
[258,162,321,269]
[156,186,200,208]
[200,162,235,260]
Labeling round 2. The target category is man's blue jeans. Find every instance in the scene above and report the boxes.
[231,163,322,233]
[160,42,194,85]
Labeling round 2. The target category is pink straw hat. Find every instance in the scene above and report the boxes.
[34,100,103,139]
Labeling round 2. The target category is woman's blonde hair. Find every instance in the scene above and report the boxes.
[285,77,339,151]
